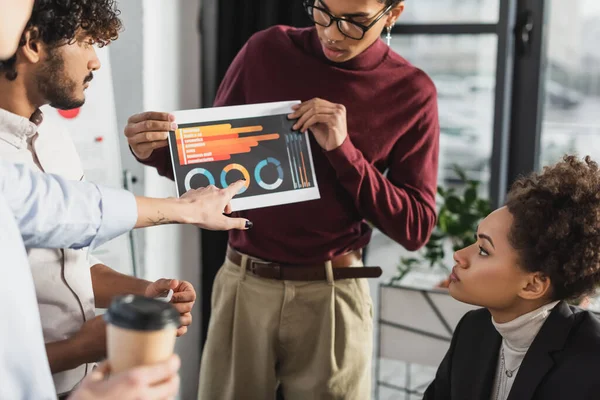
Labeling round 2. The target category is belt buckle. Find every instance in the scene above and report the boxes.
[248,259,269,273]
[248,259,281,279]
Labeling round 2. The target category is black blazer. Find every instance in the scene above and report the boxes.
[423,301,600,400]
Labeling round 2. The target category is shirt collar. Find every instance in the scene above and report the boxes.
[491,300,560,351]
[0,107,42,149]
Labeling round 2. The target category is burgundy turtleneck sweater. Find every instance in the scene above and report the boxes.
[138,25,439,264]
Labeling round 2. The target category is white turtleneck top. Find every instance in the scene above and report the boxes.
[489,301,560,400]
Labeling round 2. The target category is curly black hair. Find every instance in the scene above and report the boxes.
[0,0,121,80]
[506,155,600,301]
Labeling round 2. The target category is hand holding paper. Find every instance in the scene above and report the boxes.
[125,111,176,160]
[288,98,348,152]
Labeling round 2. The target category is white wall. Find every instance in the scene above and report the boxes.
[142,1,202,399]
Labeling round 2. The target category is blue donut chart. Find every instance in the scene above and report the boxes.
[254,157,284,190]
[184,168,215,190]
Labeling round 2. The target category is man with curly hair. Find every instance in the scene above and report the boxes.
[425,155,600,400]
[0,1,197,397]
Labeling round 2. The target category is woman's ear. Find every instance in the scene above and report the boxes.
[519,272,552,301]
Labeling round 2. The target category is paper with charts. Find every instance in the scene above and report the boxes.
[168,101,321,211]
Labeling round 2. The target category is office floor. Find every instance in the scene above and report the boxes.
[376,360,438,400]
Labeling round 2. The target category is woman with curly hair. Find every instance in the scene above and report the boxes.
[424,155,600,400]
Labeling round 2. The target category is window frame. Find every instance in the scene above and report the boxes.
[391,0,550,209]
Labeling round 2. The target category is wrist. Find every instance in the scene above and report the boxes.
[324,133,348,152]
[137,197,185,227]
[69,335,93,366]
[171,197,195,225]
[141,280,153,296]
[73,329,107,365]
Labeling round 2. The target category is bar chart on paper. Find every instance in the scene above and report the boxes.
[168,101,320,211]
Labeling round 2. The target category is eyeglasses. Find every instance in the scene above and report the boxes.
[303,1,393,41]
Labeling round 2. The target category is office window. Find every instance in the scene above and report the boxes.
[398,0,499,24]
[539,0,600,166]
[391,34,497,196]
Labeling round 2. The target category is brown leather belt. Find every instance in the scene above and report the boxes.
[226,247,382,281]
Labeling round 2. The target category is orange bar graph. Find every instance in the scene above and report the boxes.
[179,124,231,134]
[187,154,231,164]
[176,122,279,166]
[187,146,251,160]
[176,125,263,139]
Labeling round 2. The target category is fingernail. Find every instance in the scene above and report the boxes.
[245,221,253,229]
[293,124,298,130]
[292,104,299,109]
[171,122,178,130]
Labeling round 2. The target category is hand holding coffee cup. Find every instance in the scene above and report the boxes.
[68,355,181,400]
[104,295,180,374]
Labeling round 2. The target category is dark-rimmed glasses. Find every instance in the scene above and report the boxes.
[303,0,393,41]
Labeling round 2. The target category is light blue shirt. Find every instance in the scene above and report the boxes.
[0,161,137,400]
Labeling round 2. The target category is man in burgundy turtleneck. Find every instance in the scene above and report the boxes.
[126,0,439,398]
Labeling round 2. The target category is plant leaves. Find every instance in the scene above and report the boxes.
[445,196,463,213]
[400,257,420,267]
[477,198,492,215]
[446,219,464,236]
[464,187,477,207]
[438,212,449,232]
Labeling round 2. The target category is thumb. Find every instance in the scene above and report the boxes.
[88,361,110,382]
[224,216,253,231]
[153,278,178,293]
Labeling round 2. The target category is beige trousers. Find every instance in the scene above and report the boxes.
[198,253,373,400]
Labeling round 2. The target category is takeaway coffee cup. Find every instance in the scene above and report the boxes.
[104,294,180,374]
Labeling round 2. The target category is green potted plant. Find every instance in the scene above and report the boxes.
[390,166,492,286]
